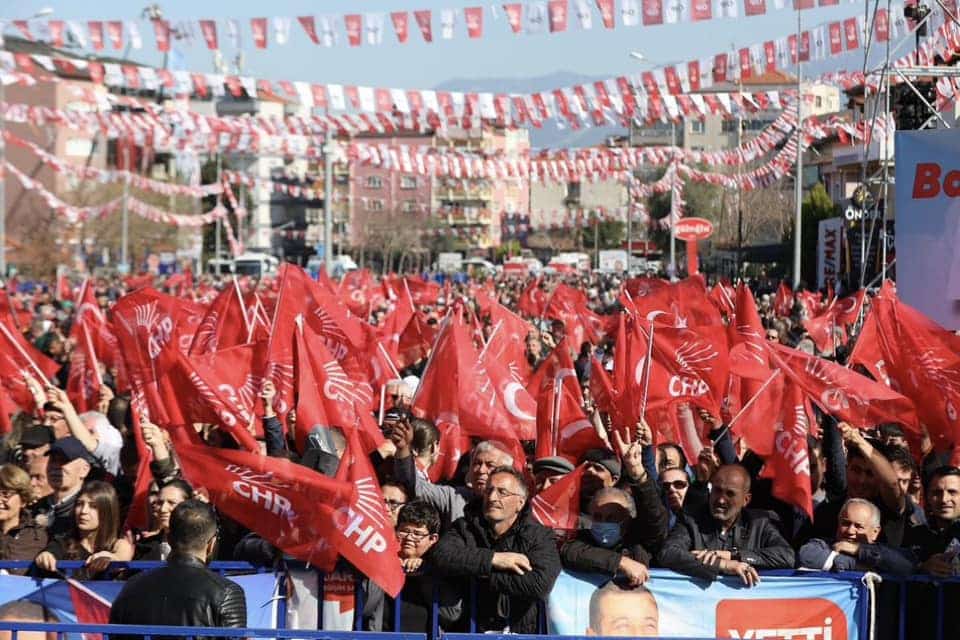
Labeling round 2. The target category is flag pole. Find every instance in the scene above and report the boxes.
[82,322,103,389]
[638,320,656,420]
[233,275,252,338]
[478,320,503,359]
[726,369,782,431]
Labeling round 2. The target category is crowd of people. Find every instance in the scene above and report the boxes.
[0,267,957,639]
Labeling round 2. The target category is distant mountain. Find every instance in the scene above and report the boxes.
[434,71,626,150]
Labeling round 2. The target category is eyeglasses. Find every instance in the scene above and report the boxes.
[484,485,524,499]
[385,499,407,511]
[0,489,20,501]
[662,480,689,490]
[396,529,431,542]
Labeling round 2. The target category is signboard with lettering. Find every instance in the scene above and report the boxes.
[817,217,843,290]
[547,569,865,639]
[896,129,960,328]
[675,217,714,241]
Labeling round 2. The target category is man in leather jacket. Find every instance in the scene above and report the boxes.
[110,500,246,638]
[658,464,795,586]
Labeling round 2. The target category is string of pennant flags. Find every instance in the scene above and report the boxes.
[0,0,890,55]
[0,0,937,138]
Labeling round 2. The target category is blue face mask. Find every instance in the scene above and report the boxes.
[590,522,622,548]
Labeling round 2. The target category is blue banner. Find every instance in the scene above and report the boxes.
[0,573,279,630]
[547,569,865,639]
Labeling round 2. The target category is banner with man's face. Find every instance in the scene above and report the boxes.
[547,570,866,639]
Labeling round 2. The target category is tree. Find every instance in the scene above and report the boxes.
[784,182,841,287]
[577,218,625,251]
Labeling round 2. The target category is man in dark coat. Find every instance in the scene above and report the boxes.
[109,500,246,640]
[428,466,561,634]
[658,464,795,586]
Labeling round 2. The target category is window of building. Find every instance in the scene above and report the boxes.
[721,120,738,134]
[402,200,419,213]
[366,175,383,189]
[815,96,823,108]
[690,120,705,134]
[368,199,384,211]
[400,176,418,190]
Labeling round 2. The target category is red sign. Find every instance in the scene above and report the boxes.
[675,217,714,241]
[715,598,848,640]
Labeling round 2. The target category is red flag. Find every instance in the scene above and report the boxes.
[294,322,383,454]
[843,17,860,50]
[251,17,268,48]
[642,0,664,25]
[530,464,586,532]
[190,280,251,355]
[517,278,547,317]
[67,322,102,413]
[759,379,815,518]
[829,22,843,55]
[836,290,866,325]
[850,293,960,455]
[771,342,919,433]
[345,14,363,46]
[774,282,794,317]
[68,578,112,640]
[0,319,60,407]
[298,16,319,44]
[199,20,218,49]
[330,428,405,597]
[176,442,352,570]
[390,12,409,43]
[503,4,524,32]
[532,338,603,462]
[484,302,536,386]
[152,19,171,52]
[744,0,767,15]
[414,10,433,41]
[412,314,527,466]
[595,0,616,27]
[122,409,153,532]
[88,21,105,50]
[464,7,484,38]
[106,21,124,49]
[548,0,569,32]
[56,273,73,302]
[165,346,265,452]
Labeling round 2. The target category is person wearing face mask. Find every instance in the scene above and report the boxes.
[560,488,652,587]
[109,500,246,638]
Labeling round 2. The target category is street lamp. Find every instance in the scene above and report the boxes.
[628,51,679,279]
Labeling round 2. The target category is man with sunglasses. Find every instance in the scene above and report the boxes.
[428,466,561,634]
[660,468,690,529]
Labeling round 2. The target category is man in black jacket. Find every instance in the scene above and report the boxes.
[427,466,561,634]
[658,464,795,586]
[110,500,246,639]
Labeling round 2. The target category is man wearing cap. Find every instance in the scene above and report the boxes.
[35,438,94,536]
[17,427,54,466]
[532,457,574,493]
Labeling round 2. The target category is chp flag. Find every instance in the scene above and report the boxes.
[816,217,843,291]
[896,129,960,329]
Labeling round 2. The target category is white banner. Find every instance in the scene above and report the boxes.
[817,217,843,290]
[895,129,960,329]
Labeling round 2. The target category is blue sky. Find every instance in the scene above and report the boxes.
[5,1,874,88]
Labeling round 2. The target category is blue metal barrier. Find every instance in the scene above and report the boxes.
[0,622,423,640]
[2,562,959,640]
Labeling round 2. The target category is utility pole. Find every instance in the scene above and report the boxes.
[792,7,804,288]
[668,123,677,279]
[215,153,222,275]
[626,175,632,271]
[736,67,744,282]
[323,131,335,275]
[120,144,130,273]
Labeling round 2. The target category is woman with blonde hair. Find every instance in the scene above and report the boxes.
[0,464,48,570]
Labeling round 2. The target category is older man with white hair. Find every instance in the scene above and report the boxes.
[798,498,915,575]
